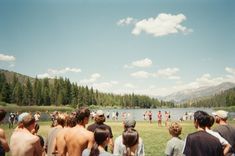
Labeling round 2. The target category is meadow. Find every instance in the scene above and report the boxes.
[2,120,235,156]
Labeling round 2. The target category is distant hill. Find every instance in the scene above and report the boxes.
[163,82,235,104]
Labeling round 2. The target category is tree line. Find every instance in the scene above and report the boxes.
[180,87,235,108]
[0,72,174,108]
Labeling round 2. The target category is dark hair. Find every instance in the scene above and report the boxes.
[65,114,77,127]
[89,127,110,156]
[0,109,6,121]
[122,128,139,156]
[76,107,90,124]
[206,115,215,128]
[194,110,209,128]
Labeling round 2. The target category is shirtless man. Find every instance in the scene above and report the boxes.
[0,109,10,155]
[64,107,94,156]
[10,114,42,156]
[54,113,76,155]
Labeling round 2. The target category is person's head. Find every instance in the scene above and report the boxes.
[65,114,77,127]
[123,117,136,130]
[212,110,228,123]
[95,110,105,124]
[194,110,209,129]
[0,109,6,121]
[206,115,215,129]
[22,114,36,131]
[168,122,182,137]
[75,107,90,125]
[55,113,66,127]
[17,112,29,128]
[122,128,139,156]
[90,126,110,156]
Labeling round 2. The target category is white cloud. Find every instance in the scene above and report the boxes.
[130,71,151,78]
[132,58,152,67]
[92,81,119,91]
[154,68,180,78]
[79,73,101,84]
[117,17,136,26]
[225,67,235,75]
[124,83,136,89]
[0,53,16,61]
[124,58,152,69]
[132,13,192,37]
[37,67,81,78]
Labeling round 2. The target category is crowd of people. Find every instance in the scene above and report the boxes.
[0,108,235,156]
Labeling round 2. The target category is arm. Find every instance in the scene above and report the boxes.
[34,137,43,156]
[0,129,10,152]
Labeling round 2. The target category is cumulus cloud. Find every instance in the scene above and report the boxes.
[130,71,152,78]
[131,13,192,37]
[79,73,101,84]
[130,67,180,80]
[117,17,136,26]
[154,68,180,79]
[124,58,152,69]
[0,53,16,61]
[37,67,81,78]
[225,67,235,75]
[92,81,119,92]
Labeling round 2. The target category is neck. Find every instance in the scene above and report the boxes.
[98,145,105,152]
[197,127,205,131]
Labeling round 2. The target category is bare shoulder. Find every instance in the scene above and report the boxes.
[0,128,5,137]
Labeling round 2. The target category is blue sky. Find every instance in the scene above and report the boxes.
[0,0,235,96]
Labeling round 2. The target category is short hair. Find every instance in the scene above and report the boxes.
[65,114,77,127]
[95,114,105,124]
[194,110,209,128]
[56,113,66,127]
[75,107,90,123]
[22,114,35,128]
[0,109,6,121]
[207,115,215,128]
[169,122,182,137]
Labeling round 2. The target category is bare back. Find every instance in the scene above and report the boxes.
[65,125,94,156]
[10,129,42,156]
[55,128,70,156]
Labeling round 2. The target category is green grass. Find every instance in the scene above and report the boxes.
[1,120,235,156]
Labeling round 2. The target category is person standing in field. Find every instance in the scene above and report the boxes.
[87,110,114,152]
[10,113,43,156]
[183,110,223,156]
[165,111,170,127]
[165,122,184,156]
[113,117,144,156]
[148,111,152,124]
[64,107,94,156]
[157,111,162,127]
[0,109,10,156]
[82,126,113,156]
[212,110,235,156]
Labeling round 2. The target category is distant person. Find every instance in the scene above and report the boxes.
[183,110,223,156]
[64,107,94,156]
[165,122,184,156]
[115,111,119,121]
[148,111,152,124]
[0,109,10,156]
[213,110,235,155]
[8,112,16,128]
[34,112,41,122]
[113,117,144,156]
[87,110,114,152]
[205,115,231,156]
[165,111,170,127]
[10,113,43,156]
[157,111,162,127]
[82,126,113,156]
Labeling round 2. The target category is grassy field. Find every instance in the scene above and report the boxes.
[1,120,235,156]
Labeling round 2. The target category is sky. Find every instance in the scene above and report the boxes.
[0,0,235,97]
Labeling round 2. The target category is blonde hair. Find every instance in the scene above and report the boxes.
[168,122,182,137]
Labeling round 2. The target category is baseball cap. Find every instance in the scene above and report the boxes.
[124,117,136,128]
[96,110,104,116]
[212,110,228,119]
[18,112,29,123]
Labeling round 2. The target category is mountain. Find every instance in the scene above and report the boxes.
[163,82,235,104]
